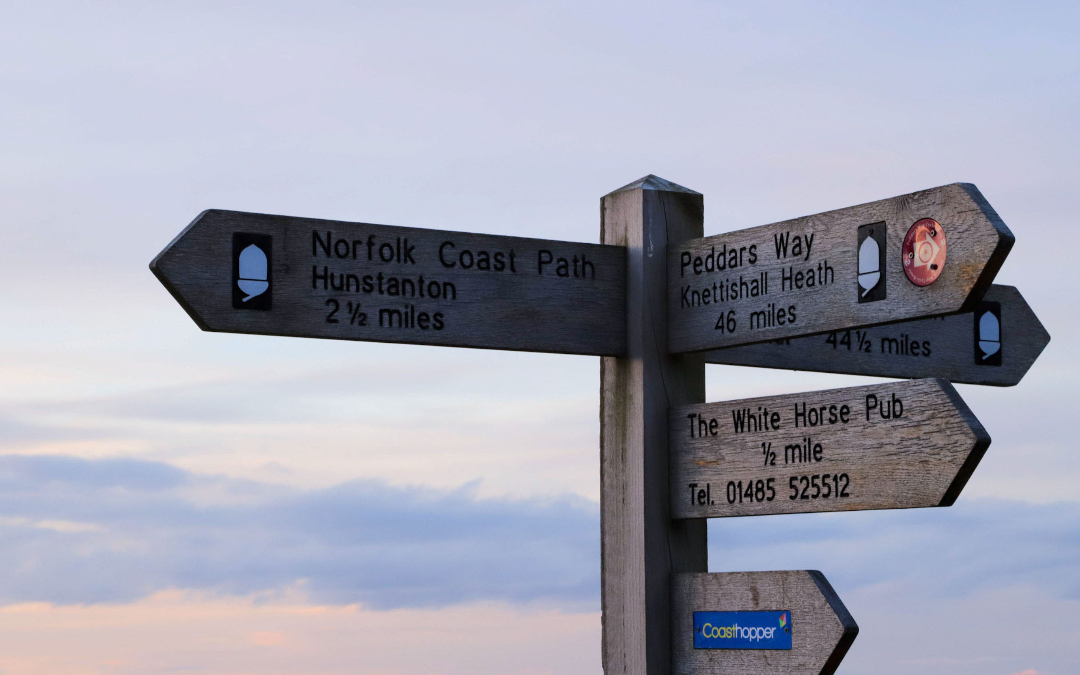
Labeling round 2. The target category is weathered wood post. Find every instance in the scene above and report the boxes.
[600,176,708,674]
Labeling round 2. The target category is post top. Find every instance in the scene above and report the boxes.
[606,174,700,197]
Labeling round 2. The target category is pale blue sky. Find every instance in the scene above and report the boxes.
[0,1,1077,673]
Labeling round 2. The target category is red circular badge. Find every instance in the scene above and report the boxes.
[902,218,946,286]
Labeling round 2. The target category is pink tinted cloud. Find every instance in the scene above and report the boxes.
[0,590,600,675]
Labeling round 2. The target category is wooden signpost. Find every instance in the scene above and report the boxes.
[704,285,1049,387]
[672,571,857,675]
[668,183,1014,352]
[151,175,1048,675]
[151,209,626,355]
[671,378,989,519]
[599,176,707,674]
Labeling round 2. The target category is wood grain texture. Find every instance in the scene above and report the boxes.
[668,183,1014,352]
[151,209,626,355]
[600,176,707,675]
[705,285,1049,386]
[670,378,989,519]
[672,571,858,675]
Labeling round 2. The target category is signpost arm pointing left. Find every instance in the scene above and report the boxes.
[600,176,707,675]
[150,209,627,355]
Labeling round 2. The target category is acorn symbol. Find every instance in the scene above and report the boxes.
[858,235,881,297]
[913,229,941,270]
[978,310,1000,360]
[237,244,269,302]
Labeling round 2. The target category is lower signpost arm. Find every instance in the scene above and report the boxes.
[600,176,708,674]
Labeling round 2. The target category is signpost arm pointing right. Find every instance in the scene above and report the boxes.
[703,285,1050,387]
[672,570,858,675]
[668,183,1016,353]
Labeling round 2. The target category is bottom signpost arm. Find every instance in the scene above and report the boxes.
[672,571,858,675]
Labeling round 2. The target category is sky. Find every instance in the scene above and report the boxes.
[0,1,1077,673]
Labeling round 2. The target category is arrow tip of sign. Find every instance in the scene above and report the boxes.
[808,570,859,675]
[933,378,992,506]
[952,183,1016,311]
[148,209,219,333]
[1000,285,1052,384]
[607,174,701,196]
[1014,285,1052,356]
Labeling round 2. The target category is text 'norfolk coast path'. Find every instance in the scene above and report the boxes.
[150,209,626,355]
[668,183,1014,352]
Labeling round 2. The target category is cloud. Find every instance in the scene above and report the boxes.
[710,498,1080,601]
[0,453,1079,624]
[0,591,601,675]
[0,454,598,609]
[841,585,1078,675]
[0,414,106,448]
[0,454,186,490]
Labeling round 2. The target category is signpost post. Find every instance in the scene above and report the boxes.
[703,285,1049,386]
[599,176,707,674]
[671,378,989,519]
[668,183,1014,352]
[150,175,1047,675]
